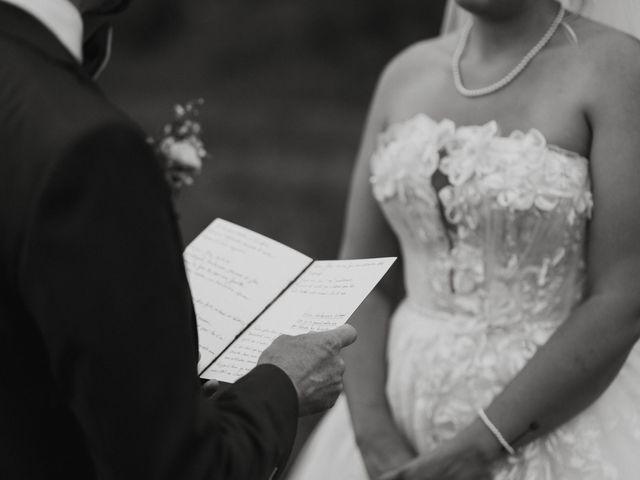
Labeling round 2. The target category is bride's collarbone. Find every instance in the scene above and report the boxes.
[384,42,594,155]
[387,78,590,157]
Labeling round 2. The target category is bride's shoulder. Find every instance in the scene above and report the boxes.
[384,35,455,75]
[566,16,640,117]
[375,35,455,93]
[566,15,640,72]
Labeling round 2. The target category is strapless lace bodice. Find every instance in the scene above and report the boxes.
[371,114,593,341]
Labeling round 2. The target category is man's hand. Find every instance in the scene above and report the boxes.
[202,379,220,398]
[258,325,357,416]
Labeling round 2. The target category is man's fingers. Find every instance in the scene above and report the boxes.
[337,356,346,374]
[379,467,404,480]
[293,325,357,351]
[203,379,220,398]
[330,324,358,349]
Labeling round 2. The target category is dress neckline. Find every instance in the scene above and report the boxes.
[383,113,590,164]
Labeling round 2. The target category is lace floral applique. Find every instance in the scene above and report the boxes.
[370,115,593,316]
[371,115,455,203]
[370,116,593,223]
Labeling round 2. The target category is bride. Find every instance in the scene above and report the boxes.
[288,0,640,479]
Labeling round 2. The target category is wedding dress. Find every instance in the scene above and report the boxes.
[288,115,640,479]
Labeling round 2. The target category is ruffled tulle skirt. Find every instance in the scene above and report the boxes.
[288,300,640,480]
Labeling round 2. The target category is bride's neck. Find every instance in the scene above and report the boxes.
[468,1,561,60]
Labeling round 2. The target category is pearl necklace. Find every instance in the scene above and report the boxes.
[452,5,566,98]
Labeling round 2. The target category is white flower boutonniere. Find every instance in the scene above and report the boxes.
[151,99,209,194]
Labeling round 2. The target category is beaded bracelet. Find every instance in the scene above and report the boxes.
[477,408,516,455]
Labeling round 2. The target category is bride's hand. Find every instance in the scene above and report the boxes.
[355,426,415,479]
[355,417,417,479]
[378,440,493,480]
[361,437,415,480]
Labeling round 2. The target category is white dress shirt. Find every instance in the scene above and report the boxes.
[1,0,83,61]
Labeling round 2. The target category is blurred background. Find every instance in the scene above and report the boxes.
[99,0,446,472]
[101,0,446,255]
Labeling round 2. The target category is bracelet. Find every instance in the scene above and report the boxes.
[476,407,516,455]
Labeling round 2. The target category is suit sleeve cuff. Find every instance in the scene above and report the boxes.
[232,364,299,472]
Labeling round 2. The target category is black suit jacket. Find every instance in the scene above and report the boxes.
[0,4,297,479]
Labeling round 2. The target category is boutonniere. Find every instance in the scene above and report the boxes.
[150,99,209,195]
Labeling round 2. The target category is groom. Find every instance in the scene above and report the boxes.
[0,0,357,479]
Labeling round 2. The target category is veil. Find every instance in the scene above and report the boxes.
[441,0,640,39]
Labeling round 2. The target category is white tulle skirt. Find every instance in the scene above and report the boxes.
[288,300,640,480]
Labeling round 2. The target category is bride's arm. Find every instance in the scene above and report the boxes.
[384,34,640,479]
[340,59,416,478]
[343,278,413,479]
